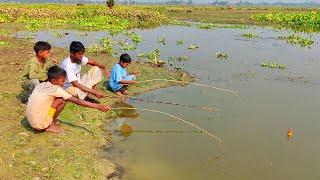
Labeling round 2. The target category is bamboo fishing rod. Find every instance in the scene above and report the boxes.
[109,107,223,143]
[105,95,219,112]
[137,79,238,95]
[116,129,215,134]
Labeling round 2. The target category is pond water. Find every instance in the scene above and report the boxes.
[21,25,320,179]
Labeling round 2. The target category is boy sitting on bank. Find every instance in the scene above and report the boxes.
[22,41,54,94]
[109,53,137,97]
[26,66,109,133]
[60,41,110,102]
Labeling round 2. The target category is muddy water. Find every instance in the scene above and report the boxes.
[25,26,320,179]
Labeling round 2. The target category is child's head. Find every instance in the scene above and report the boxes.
[119,53,132,68]
[34,41,51,60]
[47,66,66,87]
[70,41,85,64]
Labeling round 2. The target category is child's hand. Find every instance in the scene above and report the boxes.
[131,80,137,84]
[95,91,105,98]
[98,104,109,112]
[104,69,110,79]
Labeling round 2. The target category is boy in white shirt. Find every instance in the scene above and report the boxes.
[60,41,110,101]
[26,66,109,133]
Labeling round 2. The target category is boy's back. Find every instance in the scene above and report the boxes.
[27,81,71,130]
[109,63,127,91]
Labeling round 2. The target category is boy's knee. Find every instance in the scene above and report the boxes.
[90,66,100,73]
[52,98,67,108]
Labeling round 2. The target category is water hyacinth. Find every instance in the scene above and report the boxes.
[157,37,166,45]
[188,44,199,50]
[278,34,314,48]
[216,52,228,60]
[176,40,184,46]
[242,33,258,38]
[251,11,320,32]
[260,62,285,69]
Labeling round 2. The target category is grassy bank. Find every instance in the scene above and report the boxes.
[141,6,312,25]
[0,32,191,178]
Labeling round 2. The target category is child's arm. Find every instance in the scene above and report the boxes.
[119,80,137,85]
[68,96,109,112]
[71,81,105,98]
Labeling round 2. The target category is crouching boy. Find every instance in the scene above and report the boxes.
[109,53,138,97]
[21,41,53,95]
[26,66,109,133]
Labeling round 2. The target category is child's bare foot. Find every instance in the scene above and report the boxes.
[115,91,124,97]
[54,119,60,125]
[45,124,64,133]
[122,90,129,95]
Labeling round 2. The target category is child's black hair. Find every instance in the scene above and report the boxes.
[34,41,51,54]
[70,41,85,53]
[47,66,67,81]
[119,53,132,63]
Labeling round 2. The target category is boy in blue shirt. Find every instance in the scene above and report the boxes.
[109,53,137,97]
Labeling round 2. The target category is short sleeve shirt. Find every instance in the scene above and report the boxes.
[26,82,72,129]
[60,56,89,89]
[109,63,127,91]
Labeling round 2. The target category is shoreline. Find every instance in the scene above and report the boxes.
[0,34,192,178]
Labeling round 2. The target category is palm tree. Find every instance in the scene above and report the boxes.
[106,0,115,9]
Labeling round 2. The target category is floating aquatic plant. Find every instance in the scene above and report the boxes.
[52,32,66,38]
[260,62,285,69]
[118,40,137,51]
[177,56,189,61]
[197,23,214,30]
[188,44,199,50]
[87,37,116,54]
[141,49,165,67]
[176,40,184,46]
[242,33,258,38]
[216,52,228,60]
[278,34,314,48]
[157,37,166,45]
[125,31,142,44]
